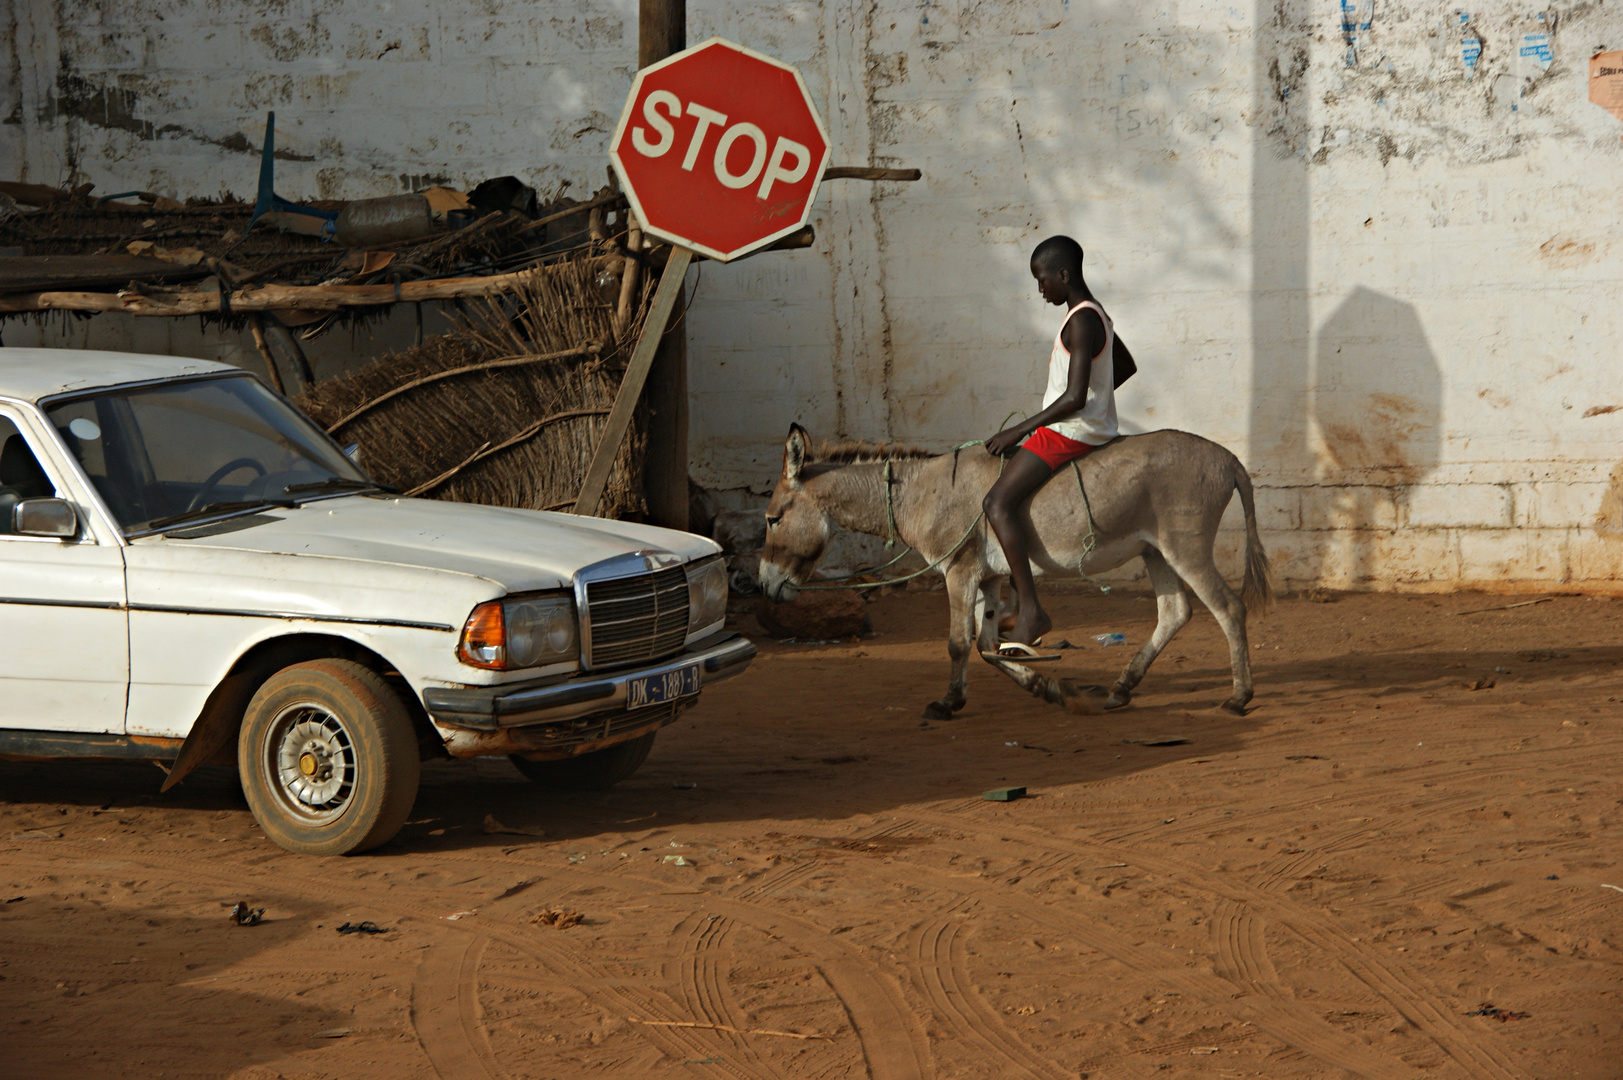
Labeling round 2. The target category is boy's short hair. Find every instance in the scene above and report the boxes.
[1031,235,1084,272]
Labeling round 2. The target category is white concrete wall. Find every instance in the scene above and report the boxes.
[7,1,1623,591]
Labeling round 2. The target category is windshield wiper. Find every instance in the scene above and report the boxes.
[282,477,397,496]
[145,499,298,532]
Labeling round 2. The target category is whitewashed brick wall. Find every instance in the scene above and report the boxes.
[7,0,1623,591]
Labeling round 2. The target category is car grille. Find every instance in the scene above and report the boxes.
[585,566,690,668]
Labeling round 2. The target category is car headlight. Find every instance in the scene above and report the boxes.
[457,592,579,671]
[685,555,728,634]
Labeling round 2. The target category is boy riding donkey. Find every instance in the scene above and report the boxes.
[983,235,1135,657]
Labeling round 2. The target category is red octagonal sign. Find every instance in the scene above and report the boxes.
[609,38,831,262]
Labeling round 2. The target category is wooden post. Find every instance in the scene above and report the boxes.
[639,0,690,531]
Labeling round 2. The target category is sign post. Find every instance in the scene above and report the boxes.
[573,38,831,517]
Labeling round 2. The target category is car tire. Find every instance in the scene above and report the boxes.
[509,731,657,791]
[237,659,420,856]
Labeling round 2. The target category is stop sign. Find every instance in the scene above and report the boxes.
[609,38,832,262]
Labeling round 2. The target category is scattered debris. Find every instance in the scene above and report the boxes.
[1467,1003,1530,1022]
[5,896,25,904]
[984,786,1027,802]
[531,907,585,929]
[12,830,59,840]
[662,855,695,866]
[1601,884,1623,895]
[229,900,265,926]
[443,910,477,921]
[335,921,388,935]
[1191,1047,1223,1055]
[1518,650,1568,662]
[481,814,547,838]
[1452,597,1554,616]
[312,1028,352,1039]
[1124,737,1191,747]
[629,1017,832,1041]
[1094,632,1127,647]
[492,878,543,902]
[1462,676,1496,691]
[1286,754,1325,760]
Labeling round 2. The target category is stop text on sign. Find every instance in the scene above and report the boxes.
[609,38,831,262]
[630,91,813,202]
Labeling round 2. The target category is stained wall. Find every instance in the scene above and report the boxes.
[7,1,1623,590]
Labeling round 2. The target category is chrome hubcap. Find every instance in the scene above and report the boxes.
[266,703,355,822]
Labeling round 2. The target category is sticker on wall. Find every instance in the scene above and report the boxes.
[1339,0,1374,67]
[1589,51,1623,124]
[1519,12,1554,80]
[1456,12,1482,81]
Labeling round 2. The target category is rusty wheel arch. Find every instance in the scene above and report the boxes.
[160,633,442,793]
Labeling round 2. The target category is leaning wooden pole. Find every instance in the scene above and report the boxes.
[638,0,690,531]
[573,247,694,517]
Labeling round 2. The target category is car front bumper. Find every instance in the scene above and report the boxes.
[421,630,756,734]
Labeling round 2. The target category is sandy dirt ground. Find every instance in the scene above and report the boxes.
[1,588,1620,1080]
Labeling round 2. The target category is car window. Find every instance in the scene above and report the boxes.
[0,414,61,536]
[44,374,367,534]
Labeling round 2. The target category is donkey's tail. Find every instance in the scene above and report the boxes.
[1233,460,1273,619]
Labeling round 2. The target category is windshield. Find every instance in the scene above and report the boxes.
[45,373,371,534]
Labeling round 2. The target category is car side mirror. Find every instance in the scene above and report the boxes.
[341,442,362,466]
[14,498,79,539]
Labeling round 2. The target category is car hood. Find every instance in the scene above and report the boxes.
[145,495,718,592]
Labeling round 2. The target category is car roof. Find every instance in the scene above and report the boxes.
[0,348,243,405]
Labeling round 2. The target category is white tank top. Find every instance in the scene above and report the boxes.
[1042,299,1118,445]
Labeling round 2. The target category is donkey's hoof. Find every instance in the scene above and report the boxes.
[1103,689,1132,711]
[1058,680,1109,716]
[922,699,963,721]
[1218,697,1251,716]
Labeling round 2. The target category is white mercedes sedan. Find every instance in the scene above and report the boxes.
[0,349,752,854]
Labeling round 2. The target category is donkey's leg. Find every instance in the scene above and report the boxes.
[923,565,983,720]
[1160,542,1254,715]
[1105,549,1191,710]
[978,576,1006,654]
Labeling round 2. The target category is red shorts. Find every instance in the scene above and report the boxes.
[1021,426,1094,469]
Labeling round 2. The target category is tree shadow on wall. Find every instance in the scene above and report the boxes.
[1309,286,1443,586]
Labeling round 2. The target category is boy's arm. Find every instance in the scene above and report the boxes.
[985,309,1107,456]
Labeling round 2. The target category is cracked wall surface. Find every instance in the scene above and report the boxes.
[7,0,1623,590]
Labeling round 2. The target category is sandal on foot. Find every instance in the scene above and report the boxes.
[982,641,1061,663]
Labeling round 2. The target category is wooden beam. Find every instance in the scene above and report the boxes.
[823,166,922,182]
[572,246,693,517]
[0,256,618,316]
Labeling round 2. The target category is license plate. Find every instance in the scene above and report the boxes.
[626,663,701,709]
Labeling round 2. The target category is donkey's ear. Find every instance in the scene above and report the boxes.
[784,423,810,483]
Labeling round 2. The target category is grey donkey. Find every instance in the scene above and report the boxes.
[757,425,1272,718]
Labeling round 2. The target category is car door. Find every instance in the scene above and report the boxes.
[0,404,129,733]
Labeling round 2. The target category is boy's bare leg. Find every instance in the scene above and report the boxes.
[982,448,1055,645]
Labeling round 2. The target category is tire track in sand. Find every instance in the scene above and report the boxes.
[904,897,1074,1080]
[669,913,792,1080]
[75,843,926,1080]
[907,804,1525,1080]
[411,934,508,1080]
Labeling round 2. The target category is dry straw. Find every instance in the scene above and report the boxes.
[297,255,654,518]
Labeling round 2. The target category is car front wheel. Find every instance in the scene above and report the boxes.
[238,659,420,855]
